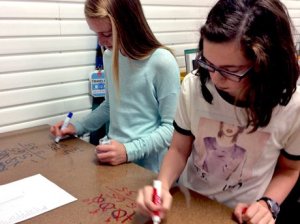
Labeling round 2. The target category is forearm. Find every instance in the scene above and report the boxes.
[158,147,188,190]
[261,154,300,205]
[74,100,110,136]
[263,165,299,204]
[125,121,173,162]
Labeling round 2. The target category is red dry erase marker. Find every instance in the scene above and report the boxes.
[152,180,162,224]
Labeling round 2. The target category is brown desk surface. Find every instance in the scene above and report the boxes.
[0,125,235,224]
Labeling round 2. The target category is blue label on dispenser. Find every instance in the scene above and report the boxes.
[90,70,105,97]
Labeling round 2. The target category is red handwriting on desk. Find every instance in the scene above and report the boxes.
[82,186,137,223]
[0,143,46,172]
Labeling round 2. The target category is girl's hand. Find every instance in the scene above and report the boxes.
[136,185,173,220]
[95,140,127,165]
[234,201,275,224]
[50,121,76,138]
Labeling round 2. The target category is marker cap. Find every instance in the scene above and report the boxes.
[67,112,73,118]
[153,180,162,197]
[152,215,161,224]
[152,180,162,224]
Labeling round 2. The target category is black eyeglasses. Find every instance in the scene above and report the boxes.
[197,55,253,82]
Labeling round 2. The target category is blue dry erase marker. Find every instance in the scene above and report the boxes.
[55,112,73,143]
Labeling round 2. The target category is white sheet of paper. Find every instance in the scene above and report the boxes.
[0,174,77,224]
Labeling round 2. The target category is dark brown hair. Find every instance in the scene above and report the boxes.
[197,0,299,131]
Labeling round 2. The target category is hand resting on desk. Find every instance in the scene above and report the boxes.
[234,201,274,224]
[95,140,127,166]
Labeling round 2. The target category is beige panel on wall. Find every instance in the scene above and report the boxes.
[0,36,97,55]
[156,32,199,45]
[148,19,204,32]
[0,110,90,133]
[0,81,89,108]
[0,0,95,133]
[0,96,91,126]
[0,1,59,18]
[59,2,85,18]
[0,51,96,73]
[60,21,93,35]
[141,0,218,6]
[0,66,94,91]
[144,6,210,19]
[0,20,60,37]
[283,0,300,8]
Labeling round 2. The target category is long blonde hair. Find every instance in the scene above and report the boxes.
[84,0,169,91]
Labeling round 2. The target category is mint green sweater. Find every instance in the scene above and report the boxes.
[74,48,180,172]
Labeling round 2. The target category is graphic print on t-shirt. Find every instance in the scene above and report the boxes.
[188,117,270,192]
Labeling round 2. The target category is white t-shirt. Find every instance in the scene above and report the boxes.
[175,73,300,208]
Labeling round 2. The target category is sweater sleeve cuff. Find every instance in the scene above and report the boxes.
[123,142,136,162]
[72,121,85,136]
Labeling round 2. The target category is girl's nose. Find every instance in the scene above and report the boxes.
[98,36,107,46]
[211,70,226,81]
[210,71,227,86]
[98,38,105,46]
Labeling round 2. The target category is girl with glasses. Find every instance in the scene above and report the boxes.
[137,0,300,223]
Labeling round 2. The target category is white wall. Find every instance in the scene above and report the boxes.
[0,0,299,133]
